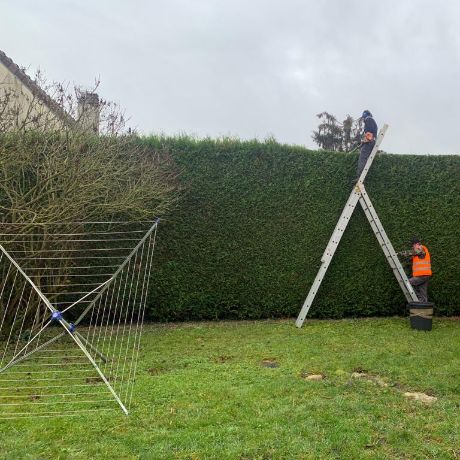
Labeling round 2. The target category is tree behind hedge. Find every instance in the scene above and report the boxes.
[312,112,361,152]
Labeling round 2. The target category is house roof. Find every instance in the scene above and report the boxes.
[0,49,75,127]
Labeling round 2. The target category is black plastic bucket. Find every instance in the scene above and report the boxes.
[408,301,434,331]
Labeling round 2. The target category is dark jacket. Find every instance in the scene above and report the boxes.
[363,116,378,137]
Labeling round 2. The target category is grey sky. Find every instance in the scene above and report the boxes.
[1,0,460,154]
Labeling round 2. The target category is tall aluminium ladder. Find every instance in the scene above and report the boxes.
[295,124,418,328]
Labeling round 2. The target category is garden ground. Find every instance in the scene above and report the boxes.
[0,317,459,459]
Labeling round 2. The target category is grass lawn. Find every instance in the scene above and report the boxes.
[0,317,459,459]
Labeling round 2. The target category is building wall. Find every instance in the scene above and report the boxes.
[0,61,64,131]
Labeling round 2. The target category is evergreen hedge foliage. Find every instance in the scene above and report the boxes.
[143,136,460,320]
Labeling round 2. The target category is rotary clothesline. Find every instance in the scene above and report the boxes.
[0,220,158,419]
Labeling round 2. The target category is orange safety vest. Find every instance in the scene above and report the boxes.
[412,245,432,277]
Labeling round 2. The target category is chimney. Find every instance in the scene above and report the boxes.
[77,91,100,134]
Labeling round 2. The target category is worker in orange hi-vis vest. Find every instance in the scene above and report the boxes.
[397,237,432,302]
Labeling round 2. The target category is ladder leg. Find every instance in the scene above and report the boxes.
[295,188,361,328]
[358,186,418,302]
[295,261,329,327]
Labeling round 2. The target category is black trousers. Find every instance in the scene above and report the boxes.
[357,141,375,178]
[409,276,430,302]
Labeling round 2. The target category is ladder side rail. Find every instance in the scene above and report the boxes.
[359,186,415,286]
[357,191,407,283]
[297,189,360,328]
[358,196,413,300]
[321,189,361,262]
[295,260,331,328]
[359,186,418,302]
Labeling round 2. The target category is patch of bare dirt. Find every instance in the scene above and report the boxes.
[351,372,388,387]
[300,372,326,381]
[261,359,279,368]
[403,392,437,404]
[350,368,438,404]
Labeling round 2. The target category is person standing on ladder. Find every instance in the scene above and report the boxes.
[356,110,378,179]
[397,237,432,302]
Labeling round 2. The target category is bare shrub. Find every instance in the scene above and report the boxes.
[0,71,180,331]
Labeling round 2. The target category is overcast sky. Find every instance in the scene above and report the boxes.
[1,0,460,154]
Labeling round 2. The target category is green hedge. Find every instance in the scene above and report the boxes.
[143,136,460,320]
